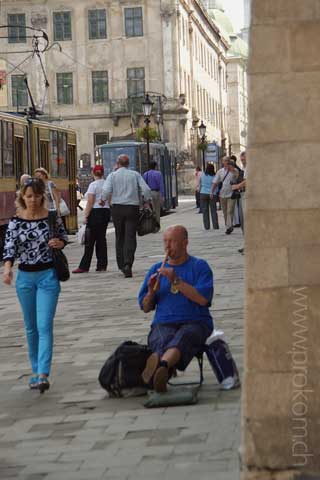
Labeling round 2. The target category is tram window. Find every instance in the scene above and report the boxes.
[50,130,67,177]
[50,131,58,176]
[101,146,136,175]
[34,128,39,165]
[58,132,67,177]
[2,122,14,177]
[24,126,29,172]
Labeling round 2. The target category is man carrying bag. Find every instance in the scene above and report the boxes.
[101,154,152,278]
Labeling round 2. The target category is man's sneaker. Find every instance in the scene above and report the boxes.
[238,248,244,254]
[220,376,241,390]
[72,268,88,274]
[225,227,233,235]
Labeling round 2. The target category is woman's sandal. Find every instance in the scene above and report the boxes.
[38,376,50,394]
[28,375,39,390]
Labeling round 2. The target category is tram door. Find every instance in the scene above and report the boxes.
[67,144,77,229]
[14,136,24,185]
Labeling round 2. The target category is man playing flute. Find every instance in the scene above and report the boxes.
[138,225,214,393]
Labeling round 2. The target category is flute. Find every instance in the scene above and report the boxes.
[153,252,169,291]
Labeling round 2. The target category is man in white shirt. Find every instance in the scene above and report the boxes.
[211,158,239,234]
[102,154,151,278]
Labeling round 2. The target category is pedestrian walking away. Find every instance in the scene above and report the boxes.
[194,166,202,212]
[2,178,68,393]
[143,161,164,225]
[139,225,213,393]
[101,154,152,278]
[73,165,110,274]
[211,158,239,234]
[199,163,219,230]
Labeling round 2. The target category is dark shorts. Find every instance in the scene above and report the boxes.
[148,322,211,371]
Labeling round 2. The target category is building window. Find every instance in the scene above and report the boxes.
[92,71,108,103]
[57,73,73,104]
[127,67,145,97]
[94,132,109,147]
[8,14,26,43]
[124,7,143,37]
[53,12,72,41]
[11,75,28,107]
[88,9,107,39]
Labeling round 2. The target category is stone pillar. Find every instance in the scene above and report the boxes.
[241,1,320,479]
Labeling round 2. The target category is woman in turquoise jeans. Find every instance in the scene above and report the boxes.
[2,178,67,393]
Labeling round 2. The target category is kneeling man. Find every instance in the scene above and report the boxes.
[138,225,213,393]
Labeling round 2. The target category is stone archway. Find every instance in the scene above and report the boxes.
[241,1,320,479]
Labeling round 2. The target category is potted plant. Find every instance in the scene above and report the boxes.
[136,126,160,142]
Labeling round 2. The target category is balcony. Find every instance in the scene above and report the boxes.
[110,97,144,115]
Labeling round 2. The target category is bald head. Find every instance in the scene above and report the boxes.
[164,225,188,241]
[118,154,130,167]
[163,225,189,262]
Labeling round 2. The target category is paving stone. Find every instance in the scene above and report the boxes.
[0,199,244,479]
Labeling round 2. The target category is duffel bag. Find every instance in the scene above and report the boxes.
[98,341,152,397]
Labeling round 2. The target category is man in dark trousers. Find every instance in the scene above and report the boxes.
[102,154,151,278]
[143,161,164,225]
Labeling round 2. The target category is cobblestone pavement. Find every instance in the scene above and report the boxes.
[0,198,244,480]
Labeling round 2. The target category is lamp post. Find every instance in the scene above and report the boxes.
[142,93,154,167]
[199,120,207,171]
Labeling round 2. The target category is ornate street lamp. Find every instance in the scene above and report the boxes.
[142,93,154,167]
[198,121,207,171]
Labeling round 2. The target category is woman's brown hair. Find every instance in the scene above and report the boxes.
[16,178,46,210]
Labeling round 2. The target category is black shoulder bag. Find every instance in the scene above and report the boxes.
[48,212,70,282]
[137,206,160,236]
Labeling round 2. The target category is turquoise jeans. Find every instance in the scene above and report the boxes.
[16,268,60,375]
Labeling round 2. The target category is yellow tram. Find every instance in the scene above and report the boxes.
[0,112,77,239]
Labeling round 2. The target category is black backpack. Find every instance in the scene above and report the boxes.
[98,341,152,397]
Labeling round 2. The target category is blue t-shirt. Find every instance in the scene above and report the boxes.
[138,256,214,331]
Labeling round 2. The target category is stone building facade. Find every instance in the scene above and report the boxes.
[0,0,231,174]
[242,0,320,478]
[204,0,248,159]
